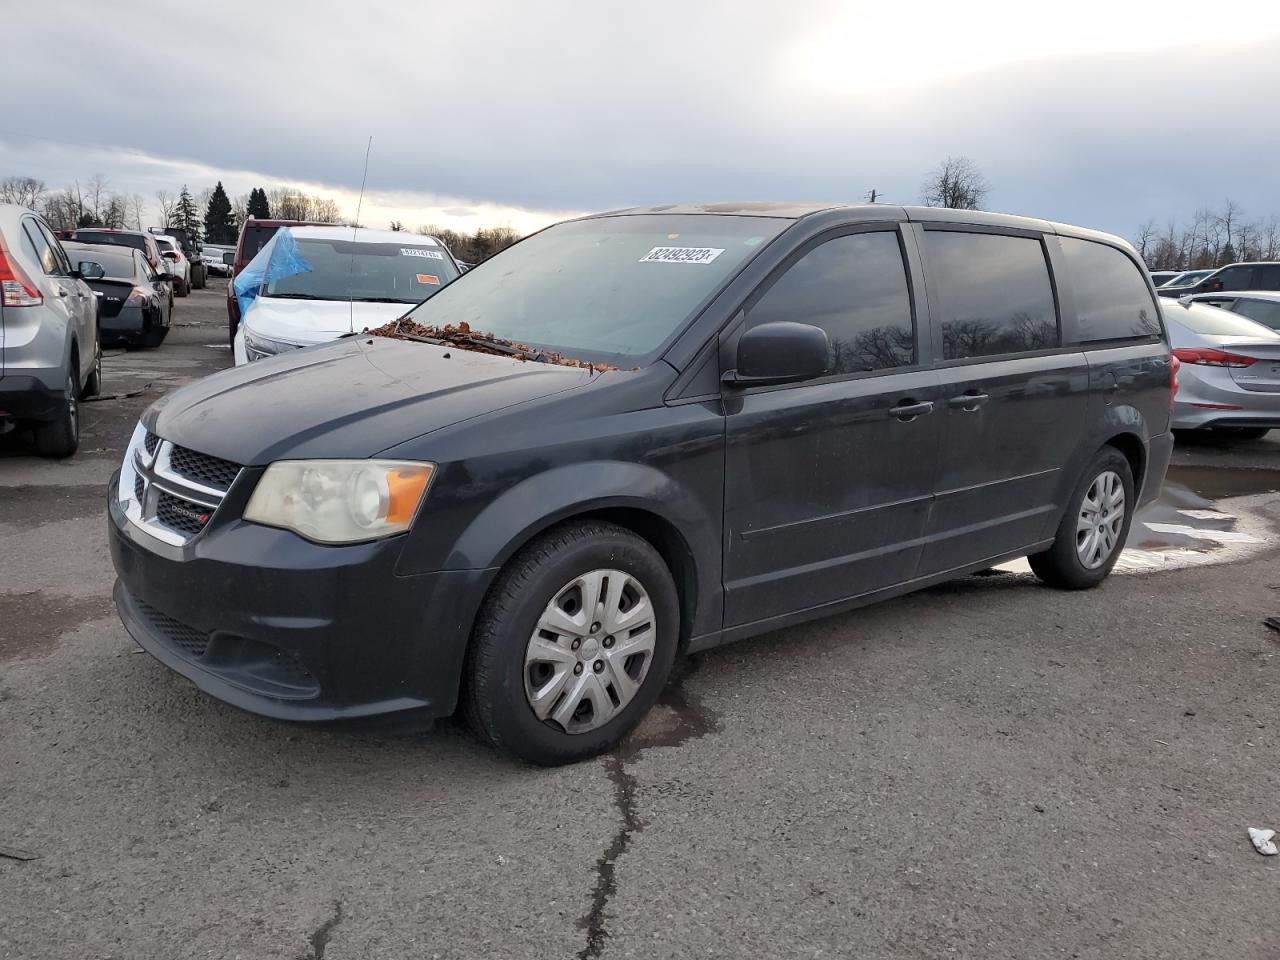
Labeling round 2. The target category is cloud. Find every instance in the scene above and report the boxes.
[3,0,1279,239]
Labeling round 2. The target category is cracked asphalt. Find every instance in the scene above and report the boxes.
[3,285,1280,959]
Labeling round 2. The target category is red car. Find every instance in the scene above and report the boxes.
[226,218,333,342]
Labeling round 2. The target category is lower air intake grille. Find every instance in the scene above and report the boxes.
[134,601,209,658]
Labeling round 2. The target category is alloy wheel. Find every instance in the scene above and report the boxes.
[524,568,657,734]
[1076,470,1125,569]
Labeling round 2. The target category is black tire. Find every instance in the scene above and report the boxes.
[1029,447,1134,590]
[81,342,102,399]
[193,266,206,290]
[176,278,190,297]
[463,520,680,766]
[33,369,80,458]
[137,325,168,349]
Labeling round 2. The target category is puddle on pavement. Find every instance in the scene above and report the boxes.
[997,463,1277,576]
[0,591,116,661]
[617,656,719,757]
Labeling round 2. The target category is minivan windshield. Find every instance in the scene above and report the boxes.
[400,214,788,365]
[263,237,459,304]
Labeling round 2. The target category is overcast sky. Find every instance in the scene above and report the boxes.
[3,0,1278,238]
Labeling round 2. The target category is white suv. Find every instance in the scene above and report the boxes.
[0,204,101,456]
[153,235,191,297]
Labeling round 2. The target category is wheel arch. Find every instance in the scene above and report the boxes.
[1100,430,1146,495]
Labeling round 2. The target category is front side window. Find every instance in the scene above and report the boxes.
[1213,265,1254,289]
[747,231,914,374]
[1059,236,1162,342]
[402,214,789,365]
[1233,298,1280,330]
[923,231,1058,360]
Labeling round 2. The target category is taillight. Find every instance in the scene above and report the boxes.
[1172,347,1255,368]
[1169,354,1180,411]
[125,286,150,307]
[0,229,42,307]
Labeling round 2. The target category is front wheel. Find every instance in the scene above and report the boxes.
[463,521,679,765]
[1029,448,1134,589]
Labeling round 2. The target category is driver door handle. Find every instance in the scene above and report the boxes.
[889,400,934,422]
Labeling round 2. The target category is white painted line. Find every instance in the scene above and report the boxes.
[1178,509,1235,521]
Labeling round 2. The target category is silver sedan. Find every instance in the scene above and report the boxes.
[1163,298,1280,438]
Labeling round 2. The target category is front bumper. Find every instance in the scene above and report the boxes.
[108,470,496,721]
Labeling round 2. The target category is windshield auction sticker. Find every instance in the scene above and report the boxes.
[402,248,444,259]
[639,246,725,265]
[416,274,440,284]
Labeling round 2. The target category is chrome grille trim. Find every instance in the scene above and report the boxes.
[119,423,242,546]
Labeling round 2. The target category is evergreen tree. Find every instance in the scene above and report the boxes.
[203,181,235,244]
[246,187,270,220]
[174,184,201,239]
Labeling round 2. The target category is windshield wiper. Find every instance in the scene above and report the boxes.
[264,292,328,300]
[349,296,414,304]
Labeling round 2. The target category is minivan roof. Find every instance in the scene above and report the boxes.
[591,202,1124,247]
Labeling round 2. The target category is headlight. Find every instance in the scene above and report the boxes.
[243,460,435,544]
[243,328,304,361]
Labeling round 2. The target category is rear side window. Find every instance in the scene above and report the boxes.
[922,231,1058,360]
[1233,299,1280,330]
[240,225,280,262]
[748,231,914,374]
[1059,237,1162,343]
[1255,265,1280,288]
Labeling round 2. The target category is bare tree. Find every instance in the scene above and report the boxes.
[310,196,342,223]
[129,193,147,231]
[230,193,249,229]
[1214,199,1243,256]
[155,190,176,227]
[921,156,990,210]
[0,175,46,208]
[86,173,111,222]
[1134,219,1158,265]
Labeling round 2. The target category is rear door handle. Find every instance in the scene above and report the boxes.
[947,391,990,410]
[888,400,934,421]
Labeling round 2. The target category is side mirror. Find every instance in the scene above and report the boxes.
[724,321,830,387]
[222,252,234,265]
[77,261,105,280]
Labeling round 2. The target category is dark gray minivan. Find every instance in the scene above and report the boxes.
[108,203,1174,765]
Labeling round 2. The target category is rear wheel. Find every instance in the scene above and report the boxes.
[176,278,190,297]
[33,369,80,458]
[1029,448,1134,590]
[137,324,168,349]
[463,521,679,765]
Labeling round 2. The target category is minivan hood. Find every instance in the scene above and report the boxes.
[243,297,412,344]
[147,336,594,465]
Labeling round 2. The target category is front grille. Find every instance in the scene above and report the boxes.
[120,425,239,546]
[134,600,209,658]
[155,490,210,536]
[168,445,241,492]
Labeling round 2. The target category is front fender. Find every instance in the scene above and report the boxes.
[396,459,723,638]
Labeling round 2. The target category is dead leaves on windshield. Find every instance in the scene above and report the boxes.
[365,320,624,372]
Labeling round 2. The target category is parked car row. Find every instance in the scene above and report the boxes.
[0,206,186,457]
[1151,260,1280,298]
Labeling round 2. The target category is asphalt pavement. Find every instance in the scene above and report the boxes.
[3,285,1280,959]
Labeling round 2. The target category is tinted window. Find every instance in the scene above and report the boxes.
[1233,299,1280,330]
[1060,237,1162,342]
[22,220,61,275]
[923,231,1058,360]
[1214,265,1254,289]
[67,246,137,279]
[746,232,914,374]
[1254,265,1280,288]
[240,225,281,263]
[75,231,147,254]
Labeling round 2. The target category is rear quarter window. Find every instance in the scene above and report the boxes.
[1233,299,1280,331]
[1060,237,1162,343]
